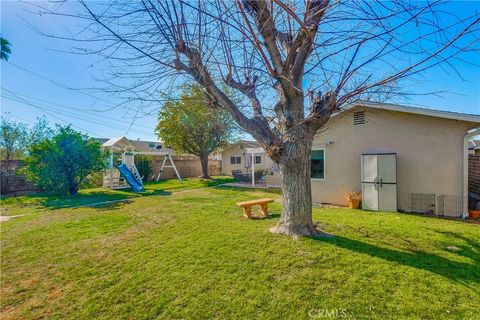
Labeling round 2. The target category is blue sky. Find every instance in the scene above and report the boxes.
[1,1,479,142]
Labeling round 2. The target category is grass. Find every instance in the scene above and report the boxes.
[0,176,234,210]
[1,179,479,319]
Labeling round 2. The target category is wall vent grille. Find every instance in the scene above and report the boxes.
[353,111,365,125]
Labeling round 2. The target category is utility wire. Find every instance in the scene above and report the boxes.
[2,88,154,135]
[2,95,106,138]
[1,94,145,137]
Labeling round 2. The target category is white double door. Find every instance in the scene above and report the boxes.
[361,153,397,212]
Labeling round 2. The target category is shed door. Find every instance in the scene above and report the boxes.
[361,154,397,212]
[361,155,379,211]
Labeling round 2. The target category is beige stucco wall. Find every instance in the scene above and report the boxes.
[311,107,479,211]
[221,142,274,175]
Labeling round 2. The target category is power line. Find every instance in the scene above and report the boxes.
[8,62,126,109]
[1,94,143,138]
[1,112,36,125]
[3,96,106,138]
[2,88,155,135]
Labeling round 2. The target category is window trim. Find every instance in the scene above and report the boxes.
[311,148,326,181]
[230,156,241,165]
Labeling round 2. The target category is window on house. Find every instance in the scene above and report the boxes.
[311,150,325,179]
[230,156,241,164]
[353,111,366,125]
[255,155,262,164]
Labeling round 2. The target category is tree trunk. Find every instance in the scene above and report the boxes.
[199,153,210,179]
[67,174,78,195]
[68,184,78,196]
[269,127,330,239]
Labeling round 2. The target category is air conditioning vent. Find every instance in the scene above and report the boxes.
[353,111,365,125]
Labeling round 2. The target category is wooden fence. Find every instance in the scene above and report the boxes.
[1,156,223,195]
[0,160,38,195]
[150,155,221,180]
[469,155,480,196]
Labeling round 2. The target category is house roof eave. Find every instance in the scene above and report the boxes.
[333,101,480,123]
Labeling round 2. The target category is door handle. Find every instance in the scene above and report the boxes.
[379,178,383,188]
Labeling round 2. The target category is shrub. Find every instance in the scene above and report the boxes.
[23,126,107,195]
[135,155,152,181]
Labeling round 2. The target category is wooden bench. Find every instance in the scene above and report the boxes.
[236,198,274,218]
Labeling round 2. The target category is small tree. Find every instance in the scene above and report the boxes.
[28,116,54,146]
[156,85,237,178]
[0,116,27,165]
[24,126,107,195]
[134,155,152,181]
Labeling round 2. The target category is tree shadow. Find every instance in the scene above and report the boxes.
[144,177,236,192]
[215,185,282,194]
[315,235,480,290]
[249,212,281,220]
[37,189,171,210]
[206,177,236,186]
[434,230,480,264]
[75,199,135,211]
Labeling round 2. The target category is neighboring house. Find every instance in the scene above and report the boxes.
[468,139,480,155]
[221,140,275,175]
[309,101,480,218]
[129,139,175,154]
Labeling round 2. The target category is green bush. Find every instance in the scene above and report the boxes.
[23,126,107,195]
[134,155,152,181]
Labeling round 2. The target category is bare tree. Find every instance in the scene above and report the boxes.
[38,0,480,237]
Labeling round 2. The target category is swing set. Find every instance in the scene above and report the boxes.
[102,137,181,191]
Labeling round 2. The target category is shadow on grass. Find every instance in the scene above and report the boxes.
[435,231,480,264]
[215,185,282,194]
[249,213,281,220]
[75,199,135,211]
[37,189,171,210]
[144,176,236,192]
[316,235,480,289]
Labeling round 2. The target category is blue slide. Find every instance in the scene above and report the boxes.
[117,164,144,192]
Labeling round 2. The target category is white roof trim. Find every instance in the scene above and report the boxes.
[245,147,264,154]
[102,137,134,149]
[336,101,480,123]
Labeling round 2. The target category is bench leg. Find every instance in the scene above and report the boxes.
[260,204,269,217]
[242,206,252,218]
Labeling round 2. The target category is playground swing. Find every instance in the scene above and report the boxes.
[102,137,181,192]
[152,154,181,181]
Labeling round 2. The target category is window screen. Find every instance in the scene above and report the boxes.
[255,155,262,164]
[311,150,325,179]
[231,156,241,164]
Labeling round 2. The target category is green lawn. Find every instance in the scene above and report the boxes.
[1,179,479,319]
[0,176,234,210]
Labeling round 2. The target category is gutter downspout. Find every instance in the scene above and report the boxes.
[463,127,480,219]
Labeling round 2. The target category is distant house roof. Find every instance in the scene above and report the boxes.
[339,101,480,123]
[228,139,260,149]
[100,136,174,154]
[469,140,480,150]
[129,139,175,154]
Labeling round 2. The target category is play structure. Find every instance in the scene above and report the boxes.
[102,137,181,192]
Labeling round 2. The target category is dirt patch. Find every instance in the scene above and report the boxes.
[0,215,23,223]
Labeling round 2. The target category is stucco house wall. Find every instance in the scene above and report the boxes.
[311,106,479,212]
[221,141,274,175]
